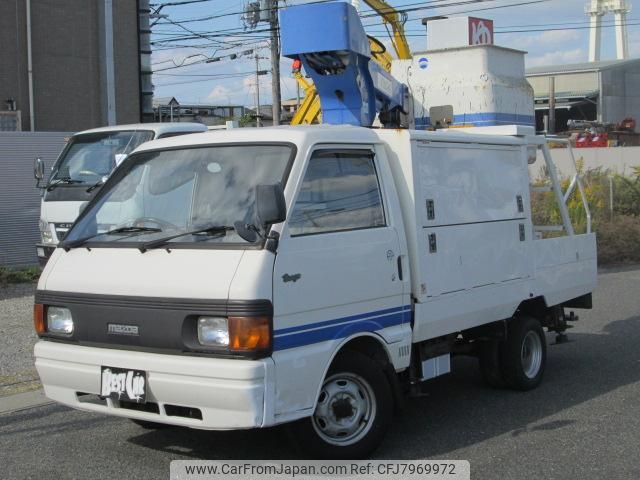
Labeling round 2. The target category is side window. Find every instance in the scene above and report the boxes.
[289,150,385,236]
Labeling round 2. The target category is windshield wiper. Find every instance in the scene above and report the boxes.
[61,226,162,250]
[46,177,83,191]
[85,180,104,193]
[139,225,234,253]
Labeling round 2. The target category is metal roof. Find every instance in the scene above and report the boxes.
[133,124,528,157]
[152,96,179,107]
[534,90,600,101]
[526,57,640,76]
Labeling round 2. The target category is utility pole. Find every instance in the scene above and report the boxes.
[139,0,155,123]
[548,77,556,135]
[255,53,262,127]
[269,0,281,126]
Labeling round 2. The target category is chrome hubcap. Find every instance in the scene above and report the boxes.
[521,330,543,379]
[312,372,376,446]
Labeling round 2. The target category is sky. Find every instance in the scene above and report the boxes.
[150,0,640,107]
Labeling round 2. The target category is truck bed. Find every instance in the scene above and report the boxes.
[374,129,597,344]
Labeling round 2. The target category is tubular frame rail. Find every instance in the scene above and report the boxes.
[534,137,592,236]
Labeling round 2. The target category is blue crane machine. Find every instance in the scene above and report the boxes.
[280,2,410,128]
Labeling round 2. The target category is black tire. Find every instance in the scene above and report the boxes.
[500,316,546,391]
[289,350,393,459]
[478,340,505,388]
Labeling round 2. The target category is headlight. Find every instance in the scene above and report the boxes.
[197,317,229,347]
[39,220,54,244]
[47,307,74,335]
[196,315,271,354]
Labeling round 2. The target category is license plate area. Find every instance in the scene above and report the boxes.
[100,366,146,404]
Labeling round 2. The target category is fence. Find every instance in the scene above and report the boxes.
[531,146,640,179]
[0,132,70,267]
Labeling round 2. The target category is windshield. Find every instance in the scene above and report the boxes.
[51,130,154,185]
[64,144,293,247]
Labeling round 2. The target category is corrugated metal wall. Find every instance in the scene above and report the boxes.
[0,132,70,267]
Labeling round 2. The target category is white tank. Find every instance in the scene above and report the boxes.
[391,44,534,130]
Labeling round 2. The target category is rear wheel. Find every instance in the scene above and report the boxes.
[289,350,393,459]
[500,316,546,391]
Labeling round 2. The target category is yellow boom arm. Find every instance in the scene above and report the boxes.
[363,0,412,60]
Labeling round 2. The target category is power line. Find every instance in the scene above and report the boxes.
[152,0,337,26]
[155,72,257,87]
[155,70,257,77]
[365,16,640,34]
[153,0,552,44]
[150,0,218,7]
[150,0,598,77]
[153,48,256,72]
[498,21,640,34]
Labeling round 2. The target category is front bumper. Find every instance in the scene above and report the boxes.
[36,244,56,267]
[34,341,272,429]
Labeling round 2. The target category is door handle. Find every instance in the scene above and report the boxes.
[397,256,403,281]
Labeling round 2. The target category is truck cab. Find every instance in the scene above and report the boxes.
[34,125,596,458]
[34,123,208,265]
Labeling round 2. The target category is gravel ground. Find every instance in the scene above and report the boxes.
[0,283,39,396]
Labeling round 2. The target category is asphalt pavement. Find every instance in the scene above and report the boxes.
[1,267,639,479]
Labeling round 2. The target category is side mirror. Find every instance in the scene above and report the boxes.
[256,183,286,227]
[234,184,287,244]
[34,157,45,183]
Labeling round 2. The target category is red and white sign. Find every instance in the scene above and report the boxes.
[469,18,494,46]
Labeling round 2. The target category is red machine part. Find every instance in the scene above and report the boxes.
[575,132,609,148]
[617,117,636,132]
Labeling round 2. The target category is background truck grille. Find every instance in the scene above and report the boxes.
[54,223,73,241]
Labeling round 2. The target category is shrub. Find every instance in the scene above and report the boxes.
[0,267,41,286]
[596,216,640,265]
[531,166,640,265]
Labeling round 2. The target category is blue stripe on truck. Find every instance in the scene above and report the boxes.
[415,112,535,129]
[273,305,412,351]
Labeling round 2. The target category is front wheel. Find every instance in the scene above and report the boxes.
[500,316,547,391]
[289,350,393,459]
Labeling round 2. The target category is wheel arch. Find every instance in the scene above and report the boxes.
[311,333,403,413]
[514,296,549,320]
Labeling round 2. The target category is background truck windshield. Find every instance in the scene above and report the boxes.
[51,130,154,185]
[64,144,293,246]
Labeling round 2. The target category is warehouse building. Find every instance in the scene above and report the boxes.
[0,0,142,132]
[526,58,640,133]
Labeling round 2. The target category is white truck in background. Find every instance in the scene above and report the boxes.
[33,124,596,458]
[33,123,208,265]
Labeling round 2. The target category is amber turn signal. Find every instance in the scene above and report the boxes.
[33,304,45,334]
[228,316,271,353]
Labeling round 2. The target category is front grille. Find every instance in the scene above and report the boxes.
[54,223,73,241]
[76,392,107,406]
[119,400,161,414]
[164,404,203,420]
[76,391,202,421]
